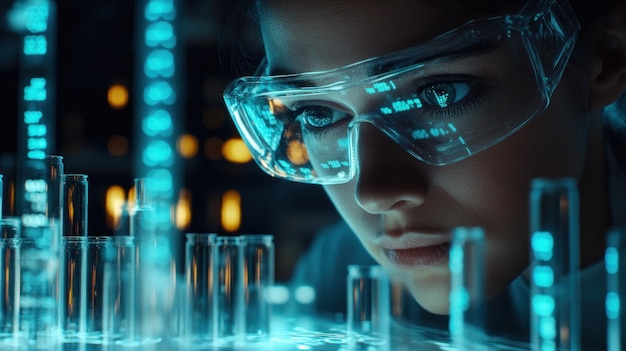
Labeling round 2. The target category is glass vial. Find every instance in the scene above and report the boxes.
[215,236,245,346]
[44,155,64,244]
[242,234,274,343]
[449,226,486,349]
[606,227,626,351]
[184,233,217,345]
[62,174,88,237]
[0,217,21,339]
[346,265,390,350]
[529,178,580,351]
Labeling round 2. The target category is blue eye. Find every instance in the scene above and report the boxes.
[419,81,473,108]
[299,106,349,129]
[302,106,334,128]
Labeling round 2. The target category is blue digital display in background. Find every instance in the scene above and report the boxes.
[10,0,61,343]
[133,0,181,340]
[19,0,54,162]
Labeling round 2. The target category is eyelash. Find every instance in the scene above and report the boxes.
[412,78,484,121]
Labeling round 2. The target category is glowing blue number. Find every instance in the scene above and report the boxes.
[24,78,47,101]
[24,35,47,55]
[145,0,176,21]
[145,49,175,78]
[25,3,49,33]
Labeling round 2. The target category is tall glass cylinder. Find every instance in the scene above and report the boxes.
[130,178,155,242]
[529,178,580,351]
[44,156,64,245]
[59,236,86,339]
[102,236,136,345]
[215,236,245,346]
[82,236,112,341]
[184,233,217,344]
[346,265,390,350]
[62,174,88,237]
[242,234,274,343]
[0,217,21,340]
[59,173,87,342]
[606,227,626,351]
[0,174,3,220]
[449,226,486,349]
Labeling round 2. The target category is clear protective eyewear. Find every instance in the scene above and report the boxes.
[223,0,580,185]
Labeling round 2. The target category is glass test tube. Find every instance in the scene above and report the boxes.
[529,178,580,351]
[59,174,88,340]
[59,236,86,339]
[449,226,486,349]
[82,236,112,341]
[346,265,391,350]
[0,174,3,220]
[62,174,88,237]
[102,236,136,345]
[606,228,626,351]
[215,236,245,345]
[44,156,64,244]
[130,177,154,240]
[0,217,21,339]
[184,233,217,344]
[242,234,274,342]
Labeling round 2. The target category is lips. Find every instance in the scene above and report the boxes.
[382,242,451,267]
[375,233,451,268]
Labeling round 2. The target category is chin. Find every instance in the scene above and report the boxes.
[403,274,452,315]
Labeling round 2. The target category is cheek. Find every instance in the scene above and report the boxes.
[444,103,588,293]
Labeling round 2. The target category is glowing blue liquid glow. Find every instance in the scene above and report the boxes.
[529,178,580,351]
[606,292,620,320]
[606,247,619,275]
[606,228,626,351]
[532,266,555,288]
[531,231,554,261]
[448,227,486,350]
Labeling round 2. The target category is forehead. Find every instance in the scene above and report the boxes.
[257,0,523,73]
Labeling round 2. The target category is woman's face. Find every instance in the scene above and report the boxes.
[259,0,590,314]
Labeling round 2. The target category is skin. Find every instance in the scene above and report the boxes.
[257,0,624,314]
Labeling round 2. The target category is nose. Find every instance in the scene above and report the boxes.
[351,122,429,214]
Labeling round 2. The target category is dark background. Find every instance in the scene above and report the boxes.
[0,0,342,281]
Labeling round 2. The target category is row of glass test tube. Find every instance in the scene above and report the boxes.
[346,178,626,351]
[0,155,276,349]
[0,226,275,348]
[1,157,624,350]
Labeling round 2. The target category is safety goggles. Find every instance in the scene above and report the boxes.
[223,0,579,184]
